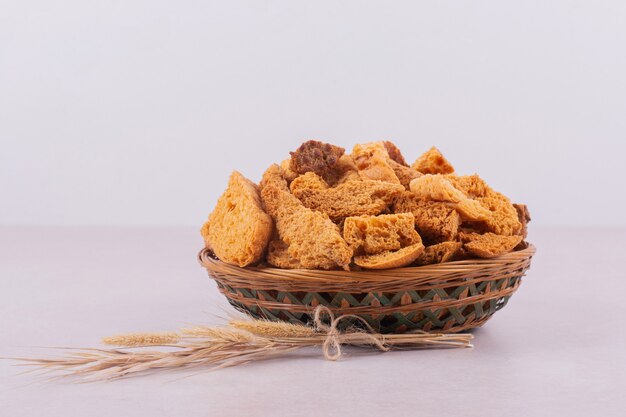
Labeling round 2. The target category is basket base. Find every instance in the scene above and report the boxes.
[216,275,521,334]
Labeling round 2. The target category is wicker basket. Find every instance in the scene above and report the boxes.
[199,244,535,333]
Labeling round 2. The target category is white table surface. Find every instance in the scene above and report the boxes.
[1,226,625,417]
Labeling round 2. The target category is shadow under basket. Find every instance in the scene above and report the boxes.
[199,244,535,334]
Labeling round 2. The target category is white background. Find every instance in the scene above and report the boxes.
[2,0,626,227]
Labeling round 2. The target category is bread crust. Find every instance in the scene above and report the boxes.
[199,220,212,251]
[354,243,425,269]
[393,191,460,243]
[289,140,345,176]
[412,146,455,174]
[383,141,408,166]
[389,159,421,189]
[206,171,273,267]
[260,165,353,270]
[414,241,462,266]
[352,142,401,184]
[459,232,522,258]
[513,203,531,238]
[446,174,522,236]
[279,158,299,183]
[266,240,304,269]
[409,174,491,221]
[290,172,404,222]
[322,154,361,186]
[343,213,421,255]
[477,193,522,236]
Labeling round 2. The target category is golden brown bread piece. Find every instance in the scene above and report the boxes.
[393,191,460,243]
[459,232,522,258]
[409,174,491,221]
[290,172,404,221]
[266,240,304,269]
[412,146,455,174]
[352,142,401,184]
[200,219,211,249]
[383,141,408,166]
[343,213,421,255]
[477,193,522,236]
[414,241,463,266]
[409,174,466,202]
[279,158,299,183]
[354,243,425,269]
[389,159,421,189]
[446,174,522,236]
[513,203,531,238]
[289,140,345,176]
[205,171,273,267]
[260,165,353,270]
[446,174,490,198]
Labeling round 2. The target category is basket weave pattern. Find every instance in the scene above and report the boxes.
[199,245,535,333]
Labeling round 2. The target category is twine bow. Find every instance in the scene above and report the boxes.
[312,305,390,361]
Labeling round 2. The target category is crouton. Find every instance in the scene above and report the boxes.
[412,146,455,174]
[409,174,491,221]
[289,140,345,176]
[266,240,304,269]
[393,191,460,243]
[459,232,522,258]
[414,241,463,266]
[205,171,273,267]
[290,172,404,221]
[354,243,425,269]
[260,165,353,270]
[383,141,409,166]
[352,142,401,184]
[343,213,421,255]
[513,203,531,238]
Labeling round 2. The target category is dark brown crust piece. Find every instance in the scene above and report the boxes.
[289,140,345,176]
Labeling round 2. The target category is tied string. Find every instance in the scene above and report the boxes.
[312,305,390,361]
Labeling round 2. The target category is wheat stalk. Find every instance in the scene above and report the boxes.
[12,307,473,381]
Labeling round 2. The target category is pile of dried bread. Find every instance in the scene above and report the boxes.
[201,141,530,270]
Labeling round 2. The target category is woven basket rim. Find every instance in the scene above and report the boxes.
[198,243,536,286]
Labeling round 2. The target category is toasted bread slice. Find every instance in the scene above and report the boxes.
[393,191,460,243]
[279,158,299,183]
[266,240,304,269]
[446,174,522,236]
[389,159,421,189]
[446,174,490,198]
[352,142,401,184]
[383,141,408,166]
[354,243,424,269]
[260,165,353,270]
[200,220,212,249]
[414,241,462,266]
[206,171,273,267]
[459,232,522,258]
[290,172,404,221]
[513,203,531,238]
[289,140,345,176]
[409,174,491,221]
[477,193,522,236]
[343,213,421,255]
[412,146,455,175]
